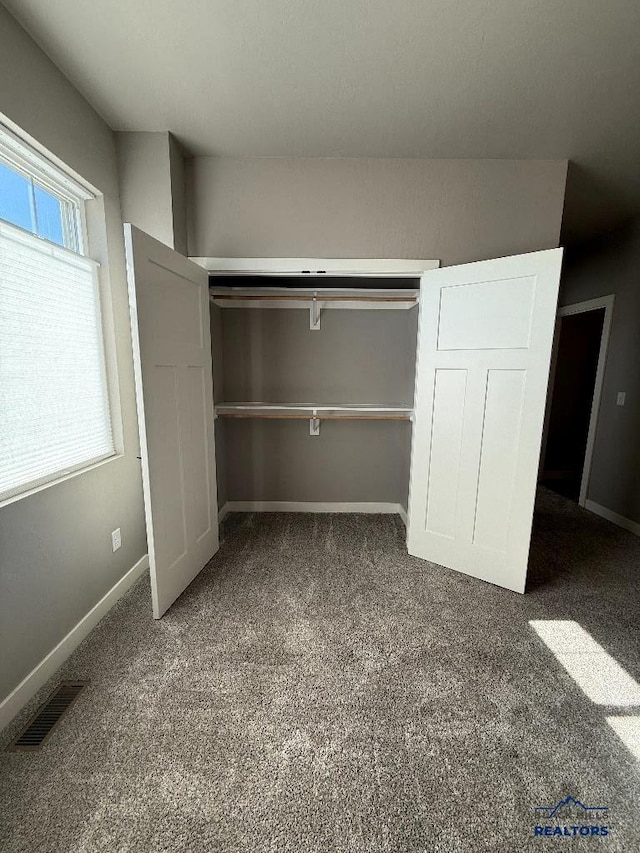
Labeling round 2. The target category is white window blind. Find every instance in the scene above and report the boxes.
[0,220,114,501]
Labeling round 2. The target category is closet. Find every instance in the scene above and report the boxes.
[208,270,430,517]
[125,228,563,618]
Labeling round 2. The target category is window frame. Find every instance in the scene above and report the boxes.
[0,121,121,508]
[0,124,90,255]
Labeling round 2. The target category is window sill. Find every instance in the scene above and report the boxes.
[0,451,128,510]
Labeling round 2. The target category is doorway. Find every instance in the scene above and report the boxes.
[540,296,613,504]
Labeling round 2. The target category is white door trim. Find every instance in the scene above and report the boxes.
[548,295,614,507]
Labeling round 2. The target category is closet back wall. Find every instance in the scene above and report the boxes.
[221,309,417,405]
[211,305,418,508]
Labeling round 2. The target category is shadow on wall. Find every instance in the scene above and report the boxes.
[558,217,640,525]
[561,162,636,247]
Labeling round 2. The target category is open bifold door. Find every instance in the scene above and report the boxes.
[407,249,563,593]
[125,225,219,618]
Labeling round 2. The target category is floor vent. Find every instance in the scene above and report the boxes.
[8,682,87,751]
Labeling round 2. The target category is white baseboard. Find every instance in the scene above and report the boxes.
[585,500,640,536]
[0,553,149,731]
[398,505,408,526]
[219,500,407,519]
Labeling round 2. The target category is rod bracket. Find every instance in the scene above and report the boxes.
[310,291,321,330]
[310,410,321,435]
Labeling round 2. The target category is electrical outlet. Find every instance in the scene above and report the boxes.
[111,528,122,552]
[616,392,626,407]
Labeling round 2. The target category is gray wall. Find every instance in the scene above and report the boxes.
[195,157,567,509]
[168,133,188,255]
[224,420,412,505]
[187,157,567,263]
[116,131,188,253]
[559,222,640,525]
[0,8,146,706]
[217,307,418,506]
[220,309,418,405]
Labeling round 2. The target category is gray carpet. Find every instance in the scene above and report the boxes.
[1,489,639,852]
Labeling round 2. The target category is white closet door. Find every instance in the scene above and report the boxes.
[125,225,219,618]
[407,249,563,593]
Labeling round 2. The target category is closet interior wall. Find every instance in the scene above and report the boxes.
[209,277,419,511]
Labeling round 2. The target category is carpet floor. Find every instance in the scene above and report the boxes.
[1,489,639,852]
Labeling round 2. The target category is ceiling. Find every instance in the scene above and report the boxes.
[5,0,640,240]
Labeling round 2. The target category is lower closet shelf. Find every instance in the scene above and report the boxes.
[215,402,413,421]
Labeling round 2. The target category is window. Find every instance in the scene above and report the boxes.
[0,145,83,253]
[0,125,115,503]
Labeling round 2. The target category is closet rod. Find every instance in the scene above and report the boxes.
[217,412,411,421]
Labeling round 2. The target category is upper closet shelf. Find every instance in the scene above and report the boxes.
[210,289,418,308]
[210,288,419,329]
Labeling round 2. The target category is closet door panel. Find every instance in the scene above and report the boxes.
[472,369,526,551]
[125,225,218,618]
[143,365,188,571]
[407,249,562,593]
[423,368,467,539]
[185,364,215,543]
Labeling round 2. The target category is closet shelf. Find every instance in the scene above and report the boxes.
[216,403,412,435]
[210,289,418,310]
[210,288,418,330]
[215,402,413,423]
